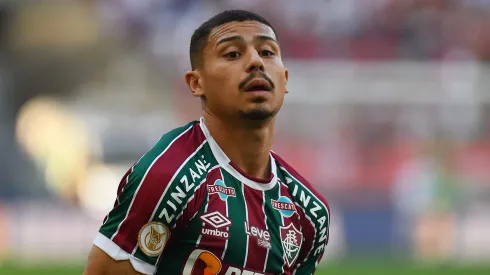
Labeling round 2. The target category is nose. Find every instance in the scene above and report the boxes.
[245,49,265,73]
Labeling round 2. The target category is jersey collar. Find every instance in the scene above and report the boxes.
[199,117,278,191]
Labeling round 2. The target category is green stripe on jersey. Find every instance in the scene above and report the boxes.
[156,197,209,275]
[133,142,217,260]
[280,167,330,259]
[264,184,286,273]
[222,169,248,267]
[100,121,197,239]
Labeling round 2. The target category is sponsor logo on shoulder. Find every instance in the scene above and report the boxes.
[137,222,170,257]
[200,211,232,239]
[207,179,236,201]
[280,223,303,267]
[271,196,296,217]
[245,221,272,249]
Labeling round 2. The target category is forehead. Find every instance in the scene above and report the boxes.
[208,21,276,45]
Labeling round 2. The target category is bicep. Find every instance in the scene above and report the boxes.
[84,245,143,275]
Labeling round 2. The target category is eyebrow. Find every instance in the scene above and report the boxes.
[215,35,278,47]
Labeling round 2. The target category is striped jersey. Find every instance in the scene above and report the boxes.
[94,118,330,275]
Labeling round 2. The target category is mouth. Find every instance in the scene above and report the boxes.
[243,79,272,92]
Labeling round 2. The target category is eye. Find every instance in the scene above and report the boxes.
[225,51,241,59]
[260,50,275,57]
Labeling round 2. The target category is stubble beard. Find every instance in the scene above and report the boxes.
[238,105,277,121]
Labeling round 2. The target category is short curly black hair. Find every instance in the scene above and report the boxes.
[189,10,277,70]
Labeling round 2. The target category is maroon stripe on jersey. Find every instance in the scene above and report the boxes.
[278,182,301,225]
[173,180,208,229]
[173,166,220,229]
[272,152,330,215]
[292,204,315,270]
[117,168,132,198]
[278,182,302,272]
[196,168,228,257]
[243,187,268,271]
[103,167,133,224]
[112,124,206,252]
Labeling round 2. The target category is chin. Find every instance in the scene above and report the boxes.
[238,108,276,121]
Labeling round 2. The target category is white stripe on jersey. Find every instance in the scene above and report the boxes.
[278,181,285,274]
[280,181,317,268]
[279,166,330,225]
[220,168,229,259]
[262,191,270,273]
[173,165,220,228]
[242,183,249,268]
[132,138,209,254]
[194,165,221,248]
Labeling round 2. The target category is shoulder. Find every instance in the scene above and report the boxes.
[119,120,212,225]
[132,120,207,180]
[272,151,330,216]
[272,151,331,257]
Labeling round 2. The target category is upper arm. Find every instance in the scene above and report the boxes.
[89,163,174,275]
[292,216,329,274]
[277,165,330,274]
[292,204,330,275]
[90,142,210,273]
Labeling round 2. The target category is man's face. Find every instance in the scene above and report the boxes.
[188,21,288,122]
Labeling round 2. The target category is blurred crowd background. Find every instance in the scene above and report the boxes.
[1,0,490,272]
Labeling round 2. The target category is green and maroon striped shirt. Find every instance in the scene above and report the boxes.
[94,118,330,275]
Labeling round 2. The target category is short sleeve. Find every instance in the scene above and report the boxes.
[94,165,166,275]
[94,158,208,274]
[93,123,211,274]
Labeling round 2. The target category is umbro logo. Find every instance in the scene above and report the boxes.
[200,211,232,229]
[200,211,231,239]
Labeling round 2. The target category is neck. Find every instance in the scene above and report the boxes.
[203,113,274,181]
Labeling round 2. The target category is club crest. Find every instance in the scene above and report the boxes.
[280,223,303,267]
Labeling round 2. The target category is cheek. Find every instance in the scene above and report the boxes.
[274,69,287,89]
[210,66,237,88]
[203,70,240,106]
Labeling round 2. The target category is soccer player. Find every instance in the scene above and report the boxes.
[84,9,330,275]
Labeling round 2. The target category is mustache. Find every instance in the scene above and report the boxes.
[238,71,275,91]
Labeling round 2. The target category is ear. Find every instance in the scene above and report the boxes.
[284,68,289,94]
[185,70,205,98]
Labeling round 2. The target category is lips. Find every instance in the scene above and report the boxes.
[243,78,272,92]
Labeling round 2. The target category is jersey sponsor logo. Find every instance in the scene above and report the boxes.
[183,249,222,275]
[183,249,266,275]
[137,222,170,257]
[271,196,296,217]
[245,221,272,249]
[200,211,232,239]
[201,227,229,239]
[224,267,265,275]
[280,223,303,267]
[207,179,236,201]
[200,211,232,228]
[244,221,271,249]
